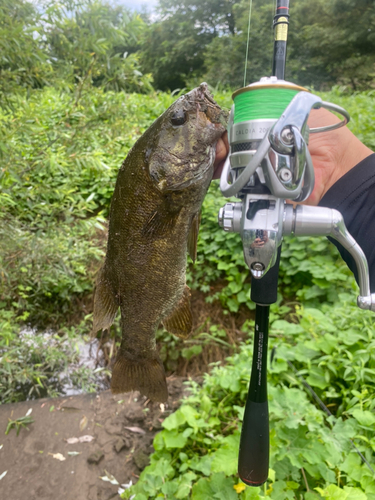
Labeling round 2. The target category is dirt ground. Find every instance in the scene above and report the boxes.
[0,288,253,500]
[0,377,189,500]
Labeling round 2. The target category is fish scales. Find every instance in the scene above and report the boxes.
[92,83,226,402]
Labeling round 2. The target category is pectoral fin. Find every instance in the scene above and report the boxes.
[91,267,118,336]
[187,212,201,262]
[162,286,192,339]
[142,208,180,237]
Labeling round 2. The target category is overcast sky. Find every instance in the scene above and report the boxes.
[117,0,159,12]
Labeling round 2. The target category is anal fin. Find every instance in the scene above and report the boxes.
[111,352,168,403]
[91,266,118,336]
[162,286,192,339]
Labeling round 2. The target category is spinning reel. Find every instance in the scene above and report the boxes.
[219,76,375,311]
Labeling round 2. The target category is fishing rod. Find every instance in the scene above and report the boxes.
[218,0,375,487]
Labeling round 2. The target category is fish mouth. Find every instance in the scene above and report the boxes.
[188,82,229,128]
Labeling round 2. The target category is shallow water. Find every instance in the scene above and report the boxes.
[60,338,109,395]
[17,328,109,399]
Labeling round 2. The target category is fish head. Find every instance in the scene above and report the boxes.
[147,83,227,194]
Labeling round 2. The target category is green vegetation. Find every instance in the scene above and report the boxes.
[3,84,374,497]
[1,0,375,497]
[125,301,375,499]
[1,0,373,95]
[5,410,34,436]
[0,0,151,94]
[143,0,375,91]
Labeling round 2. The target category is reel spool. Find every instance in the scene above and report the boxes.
[229,78,306,185]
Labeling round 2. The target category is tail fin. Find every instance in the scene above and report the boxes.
[111,352,168,403]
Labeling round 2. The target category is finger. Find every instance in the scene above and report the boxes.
[213,132,229,179]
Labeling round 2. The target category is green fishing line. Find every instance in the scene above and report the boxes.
[233,88,299,123]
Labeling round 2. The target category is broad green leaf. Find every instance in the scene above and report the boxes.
[162,410,186,431]
[191,477,214,499]
[241,486,262,499]
[190,455,212,476]
[315,484,349,500]
[175,472,197,499]
[161,481,178,496]
[362,476,375,494]
[344,486,368,500]
[162,430,187,449]
[271,320,304,335]
[352,410,375,428]
[211,434,239,476]
[341,453,364,482]
[180,405,204,429]
[192,473,237,500]
[181,344,202,360]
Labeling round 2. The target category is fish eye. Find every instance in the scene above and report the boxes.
[171,109,187,126]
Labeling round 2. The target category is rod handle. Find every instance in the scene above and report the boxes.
[238,399,269,487]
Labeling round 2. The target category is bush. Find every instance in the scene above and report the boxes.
[0,217,103,326]
[125,299,375,499]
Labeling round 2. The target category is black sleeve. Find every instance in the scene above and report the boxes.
[318,153,375,293]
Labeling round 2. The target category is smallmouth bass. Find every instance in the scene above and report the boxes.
[92,83,226,402]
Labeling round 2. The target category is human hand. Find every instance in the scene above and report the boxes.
[212,110,373,205]
[213,131,229,179]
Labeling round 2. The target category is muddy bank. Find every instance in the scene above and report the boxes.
[0,377,189,500]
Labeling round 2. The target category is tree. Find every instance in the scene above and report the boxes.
[0,0,153,95]
[205,0,375,90]
[141,0,375,91]
[0,0,52,93]
[288,0,375,90]
[42,0,152,92]
[140,0,239,91]
[203,0,275,89]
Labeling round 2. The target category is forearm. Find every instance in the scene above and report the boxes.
[318,154,375,292]
[306,109,373,205]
